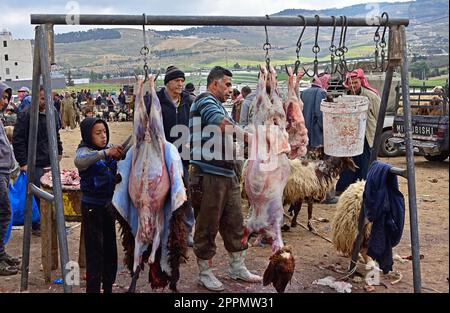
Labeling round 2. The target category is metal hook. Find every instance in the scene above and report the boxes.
[263,14,271,69]
[141,13,149,82]
[293,15,307,75]
[325,15,337,74]
[379,12,389,71]
[302,15,321,77]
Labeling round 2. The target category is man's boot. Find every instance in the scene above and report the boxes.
[197,258,224,292]
[227,250,262,283]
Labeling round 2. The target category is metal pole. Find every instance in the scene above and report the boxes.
[369,66,395,164]
[399,25,422,293]
[38,25,72,293]
[30,14,409,27]
[20,26,41,292]
[31,183,55,202]
[347,60,395,277]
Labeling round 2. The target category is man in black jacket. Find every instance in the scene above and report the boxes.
[12,87,63,236]
[150,65,195,246]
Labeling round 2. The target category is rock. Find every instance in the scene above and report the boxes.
[430,178,438,183]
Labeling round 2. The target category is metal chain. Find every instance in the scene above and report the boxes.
[335,16,350,78]
[263,15,271,69]
[140,13,150,81]
[379,12,389,71]
[294,15,307,74]
[328,15,337,74]
[303,15,321,77]
[372,15,382,71]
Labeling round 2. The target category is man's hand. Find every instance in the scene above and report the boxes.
[20,165,27,172]
[106,145,124,160]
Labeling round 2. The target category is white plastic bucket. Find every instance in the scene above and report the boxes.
[320,95,369,157]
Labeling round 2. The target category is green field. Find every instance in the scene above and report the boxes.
[410,77,449,87]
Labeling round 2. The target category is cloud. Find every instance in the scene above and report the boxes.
[0,0,412,39]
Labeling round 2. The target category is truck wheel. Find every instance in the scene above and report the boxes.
[424,152,449,162]
[379,129,400,157]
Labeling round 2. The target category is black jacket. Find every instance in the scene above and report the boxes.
[152,88,193,163]
[12,106,63,167]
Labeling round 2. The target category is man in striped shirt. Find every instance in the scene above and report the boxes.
[189,66,261,292]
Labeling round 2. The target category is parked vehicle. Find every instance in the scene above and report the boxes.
[389,83,449,161]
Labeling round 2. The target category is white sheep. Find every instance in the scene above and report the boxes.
[332,180,372,263]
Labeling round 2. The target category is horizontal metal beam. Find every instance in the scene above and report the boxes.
[30,14,409,27]
[390,166,407,178]
[31,183,54,202]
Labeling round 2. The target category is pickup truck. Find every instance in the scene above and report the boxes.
[389,84,449,161]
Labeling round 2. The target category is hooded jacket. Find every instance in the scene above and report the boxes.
[74,117,117,205]
[0,81,14,174]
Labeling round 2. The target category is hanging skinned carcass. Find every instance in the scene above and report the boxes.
[112,75,189,292]
[242,65,295,293]
[284,66,308,159]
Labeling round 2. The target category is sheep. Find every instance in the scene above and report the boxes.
[331,180,372,263]
[282,152,358,232]
[118,112,127,122]
[108,111,117,122]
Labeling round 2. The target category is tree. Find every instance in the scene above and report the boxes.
[233,62,241,70]
[90,70,97,82]
[410,61,430,80]
[67,69,74,86]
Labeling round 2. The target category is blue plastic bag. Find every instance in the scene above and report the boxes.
[3,215,12,245]
[9,172,40,226]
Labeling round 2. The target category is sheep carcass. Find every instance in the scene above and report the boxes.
[284,66,308,159]
[332,180,372,263]
[283,147,357,232]
[243,65,295,293]
[113,75,188,292]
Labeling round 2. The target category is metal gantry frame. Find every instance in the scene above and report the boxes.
[25,14,421,293]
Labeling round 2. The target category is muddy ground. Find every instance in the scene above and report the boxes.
[0,122,448,293]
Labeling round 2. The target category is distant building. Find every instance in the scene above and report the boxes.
[0,30,32,82]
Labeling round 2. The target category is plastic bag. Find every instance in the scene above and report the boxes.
[10,172,40,226]
[3,216,12,245]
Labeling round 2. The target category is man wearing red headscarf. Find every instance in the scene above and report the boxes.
[336,68,381,194]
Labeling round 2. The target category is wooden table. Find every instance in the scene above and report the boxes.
[40,173,85,283]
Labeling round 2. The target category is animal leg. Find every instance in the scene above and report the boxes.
[307,201,316,232]
[127,265,142,293]
[290,201,302,228]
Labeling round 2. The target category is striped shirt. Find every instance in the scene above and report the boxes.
[189,92,237,177]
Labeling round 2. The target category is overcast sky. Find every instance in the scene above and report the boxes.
[1,0,412,39]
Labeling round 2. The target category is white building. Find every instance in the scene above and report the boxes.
[0,30,32,82]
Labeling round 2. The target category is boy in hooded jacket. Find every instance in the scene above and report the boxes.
[74,117,123,293]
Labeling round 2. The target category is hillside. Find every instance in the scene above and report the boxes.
[51,0,448,74]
